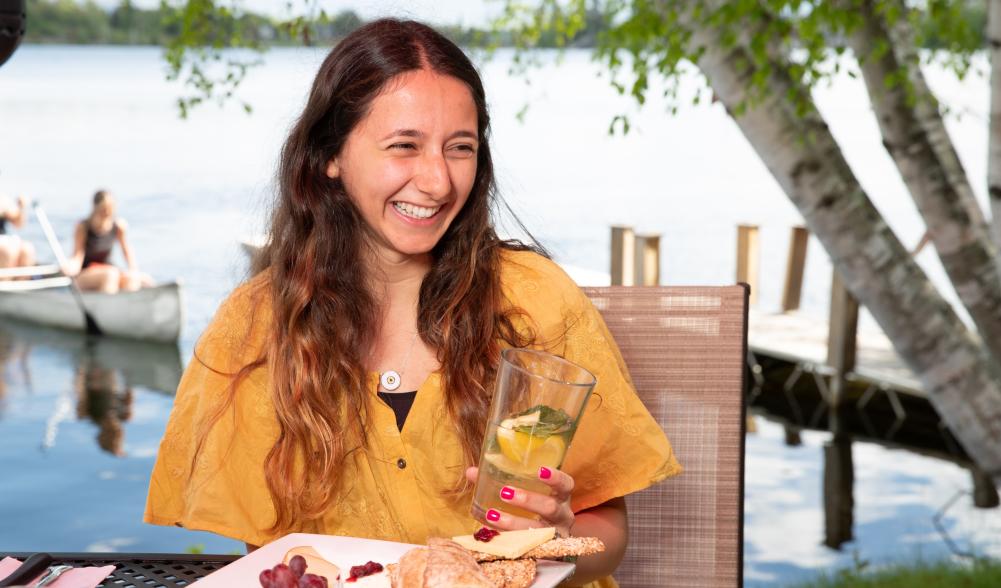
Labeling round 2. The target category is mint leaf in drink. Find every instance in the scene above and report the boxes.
[511,404,572,436]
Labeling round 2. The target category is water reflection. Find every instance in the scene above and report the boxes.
[749,353,1001,560]
[0,318,182,455]
[74,355,134,456]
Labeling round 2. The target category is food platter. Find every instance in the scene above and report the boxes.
[189,533,574,587]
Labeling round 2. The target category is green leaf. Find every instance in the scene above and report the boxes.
[511,404,573,436]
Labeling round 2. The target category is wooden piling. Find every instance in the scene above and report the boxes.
[827,269,859,408]
[736,224,760,306]
[782,226,809,312]
[972,467,1001,508]
[823,433,855,549]
[610,226,635,286]
[634,234,661,286]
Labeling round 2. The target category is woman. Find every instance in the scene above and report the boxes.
[144,19,680,587]
[66,190,152,293]
[0,192,36,272]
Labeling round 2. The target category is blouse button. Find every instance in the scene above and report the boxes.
[397,458,407,469]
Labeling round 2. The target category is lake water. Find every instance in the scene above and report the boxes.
[1,46,999,586]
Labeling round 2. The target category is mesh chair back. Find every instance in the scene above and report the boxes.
[584,285,748,588]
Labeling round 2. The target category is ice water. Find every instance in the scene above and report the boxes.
[471,415,573,522]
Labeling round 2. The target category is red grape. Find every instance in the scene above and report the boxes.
[272,563,298,588]
[288,555,307,578]
[259,568,275,588]
[298,573,327,588]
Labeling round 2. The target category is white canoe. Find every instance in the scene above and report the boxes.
[0,280,184,343]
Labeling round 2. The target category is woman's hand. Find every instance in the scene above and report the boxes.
[465,466,575,537]
[60,262,79,277]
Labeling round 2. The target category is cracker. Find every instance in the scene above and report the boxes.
[479,559,537,588]
[473,536,606,562]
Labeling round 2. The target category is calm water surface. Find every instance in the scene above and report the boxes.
[0,46,998,585]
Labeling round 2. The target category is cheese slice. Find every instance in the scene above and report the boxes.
[451,527,556,559]
[283,546,343,587]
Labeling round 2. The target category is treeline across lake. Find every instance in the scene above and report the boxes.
[22,0,607,48]
[24,0,363,46]
[22,0,989,50]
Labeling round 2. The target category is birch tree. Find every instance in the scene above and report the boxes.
[989,0,1001,247]
[840,0,1001,362]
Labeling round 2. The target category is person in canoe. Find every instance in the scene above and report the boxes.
[0,192,36,274]
[144,19,681,588]
[64,189,153,293]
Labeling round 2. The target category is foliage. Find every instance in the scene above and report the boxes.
[789,557,1001,588]
[25,0,116,44]
[497,0,986,132]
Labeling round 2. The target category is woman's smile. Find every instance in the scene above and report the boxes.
[390,200,446,222]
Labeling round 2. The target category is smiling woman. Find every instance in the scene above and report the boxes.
[142,18,679,588]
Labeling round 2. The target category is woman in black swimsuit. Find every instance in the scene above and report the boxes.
[65,190,152,293]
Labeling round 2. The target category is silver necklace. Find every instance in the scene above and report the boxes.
[379,330,419,392]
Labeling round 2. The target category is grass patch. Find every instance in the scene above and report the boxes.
[790,558,1001,588]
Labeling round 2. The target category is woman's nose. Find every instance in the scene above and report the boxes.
[414,152,451,199]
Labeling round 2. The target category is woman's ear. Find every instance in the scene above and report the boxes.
[325,158,340,179]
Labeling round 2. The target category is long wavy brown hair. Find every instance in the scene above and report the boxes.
[194,19,545,535]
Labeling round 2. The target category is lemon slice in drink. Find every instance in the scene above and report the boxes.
[496,422,566,471]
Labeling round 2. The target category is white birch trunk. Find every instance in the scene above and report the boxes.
[678,4,1001,480]
[844,0,1001,364]
[988,0,1001,249]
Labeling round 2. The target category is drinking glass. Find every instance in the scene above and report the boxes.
[471,348,596,523]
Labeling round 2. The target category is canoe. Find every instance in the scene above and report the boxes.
[0,277,184,343]
[0,316,184,395]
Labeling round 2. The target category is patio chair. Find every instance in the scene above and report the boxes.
[584,285,748,588]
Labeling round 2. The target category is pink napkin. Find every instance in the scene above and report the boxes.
[0,556,115,588]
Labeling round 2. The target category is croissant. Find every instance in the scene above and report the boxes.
[389,538,494,587]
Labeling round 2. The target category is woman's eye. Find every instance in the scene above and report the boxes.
[450,144,476,154]
[389,143,417,151]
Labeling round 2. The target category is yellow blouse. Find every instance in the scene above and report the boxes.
[144,250,681,587]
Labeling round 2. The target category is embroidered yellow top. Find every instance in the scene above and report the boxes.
[144,249,681,588]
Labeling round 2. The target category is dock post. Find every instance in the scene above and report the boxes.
[781,226,809,312]
[610,226,635,286]
[972,467,1001,508]
[634,234,661,286]
[827,269,859,408]
[823,432,855,549]
[736,224,760,306]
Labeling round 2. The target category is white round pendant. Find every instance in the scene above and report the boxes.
[380,370,401,391]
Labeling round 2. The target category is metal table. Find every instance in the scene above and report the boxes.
[0,553,240,587]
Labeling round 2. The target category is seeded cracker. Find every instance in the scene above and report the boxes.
[473,536,606,562]
[479,559,537,588]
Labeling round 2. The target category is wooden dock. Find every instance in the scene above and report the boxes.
[604,223,1000,511]
[749,309,922,395]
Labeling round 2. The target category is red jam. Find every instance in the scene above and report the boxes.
[473,527,500,542]
[346,561,384,582]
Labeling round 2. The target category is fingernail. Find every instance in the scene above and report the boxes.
[539,466,552,480]
[500,486,515,500]
[486,509,501,522]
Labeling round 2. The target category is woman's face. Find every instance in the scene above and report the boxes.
[94,197,115,221]
[328,69,479,262]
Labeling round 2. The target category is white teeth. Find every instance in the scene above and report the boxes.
[393,202,441,220]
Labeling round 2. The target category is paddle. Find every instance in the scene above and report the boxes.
[32,202,104,336]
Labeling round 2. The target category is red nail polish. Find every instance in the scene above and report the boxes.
[539,466,552,480]
[486,509,501,522]
[500,486,515,500]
